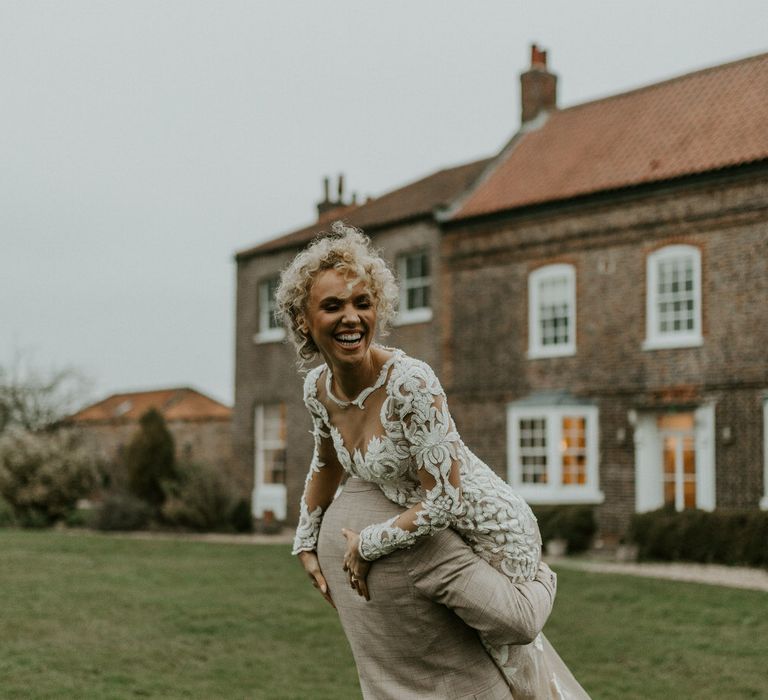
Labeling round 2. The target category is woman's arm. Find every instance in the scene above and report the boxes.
[291,410,344,555]
[356,361,466,562]
[292,373,345,606]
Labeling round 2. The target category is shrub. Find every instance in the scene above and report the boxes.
[161,461,237,532]
[0,495,16,527]
[94,492,152,531]
[627,508,768,568]
[65,506,95,528]
[0,428,98,526]
[125,409,177,510]
[532,505,597,554]
[230,499,254,533]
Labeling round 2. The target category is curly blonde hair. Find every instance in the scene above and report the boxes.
[275,221,398,365]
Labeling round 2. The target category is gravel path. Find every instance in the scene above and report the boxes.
[546,556,768,592]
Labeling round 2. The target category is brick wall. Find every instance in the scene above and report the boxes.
[72,418,233,495]
[235,170,768,535]
[443,170,768,536]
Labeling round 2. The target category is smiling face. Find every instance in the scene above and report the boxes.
[302,268,377,369]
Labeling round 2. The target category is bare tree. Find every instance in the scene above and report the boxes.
[0,352,93,434]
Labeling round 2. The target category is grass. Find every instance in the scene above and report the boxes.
[0,530,766,699]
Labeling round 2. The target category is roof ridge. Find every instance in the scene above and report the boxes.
[359,156,493,212]
[99,386,194,401]
[440,125,542,222]
[559,50,768,115]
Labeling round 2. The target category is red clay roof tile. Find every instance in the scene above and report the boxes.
[236,158,491,259]
[453,52,768,220]
[67,388,231,424]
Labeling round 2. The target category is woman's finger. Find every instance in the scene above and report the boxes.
[357,578,370,601]
[313,570,329,595]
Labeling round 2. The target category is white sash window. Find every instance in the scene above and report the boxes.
[643,245,702,350]
[507,404,603,504]
[254,276,285,343]
[527,264,576,358]
[395,250,432,325]
[253,403,287,519]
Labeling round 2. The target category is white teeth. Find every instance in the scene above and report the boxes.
[336,333,362,343]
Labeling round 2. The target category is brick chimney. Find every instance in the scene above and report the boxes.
[316,174,351,218]
[520,44,557,124]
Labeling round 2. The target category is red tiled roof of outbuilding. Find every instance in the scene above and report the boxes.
[236,157,492,259]
[67,387,231,424]
[452,52,768,220]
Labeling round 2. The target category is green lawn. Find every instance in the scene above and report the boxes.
[1,530,766,699]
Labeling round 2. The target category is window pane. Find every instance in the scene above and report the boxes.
[407,286,428,310]
[268,278,281,329]
[682,435,696,508]
[261,277,283,330]
[400,251,431,312]
[657,414,694,430]
[259,404,287,485]
[263,404,285,441]
[406,252,429,279]
[561,416,587,485]
[519,418,547,483]
[662,435,676,507]
[263,448,286,484]
[656,255,696,336]
[538,275,570,346]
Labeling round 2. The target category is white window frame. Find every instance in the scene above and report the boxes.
[252,403,287,520]
[527,264,576,359]
[254,277,285,344]
[507,404,603,504]
[395,249,433,326]
[643,244,703,350]
[761,398,768,510]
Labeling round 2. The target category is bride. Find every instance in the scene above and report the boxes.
[280,222,589,699]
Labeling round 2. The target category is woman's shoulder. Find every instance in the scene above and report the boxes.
[387,349,443,394]
[302,363,326,400]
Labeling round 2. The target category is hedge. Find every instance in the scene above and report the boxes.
[628,507,768,568]
[532,505,597,554]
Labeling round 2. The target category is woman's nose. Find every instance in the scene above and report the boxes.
[341,305,360,324]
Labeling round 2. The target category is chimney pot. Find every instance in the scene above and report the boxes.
[520,43,557,124]
[531,44,547,68]
[317,172,353,219]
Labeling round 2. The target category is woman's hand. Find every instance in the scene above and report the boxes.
[297,550,335,608]
[341,528,371,601]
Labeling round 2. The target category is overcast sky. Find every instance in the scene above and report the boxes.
[2,1,766,407]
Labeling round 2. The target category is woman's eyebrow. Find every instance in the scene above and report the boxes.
[318,291,369,305]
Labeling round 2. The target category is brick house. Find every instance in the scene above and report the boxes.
[235,46,768,540]
[66,387,236,494]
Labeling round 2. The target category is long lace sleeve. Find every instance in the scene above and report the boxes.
[291,369,344,555]
[358,360,466,560]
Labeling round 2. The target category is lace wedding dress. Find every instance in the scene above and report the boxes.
[292,347,589,699]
